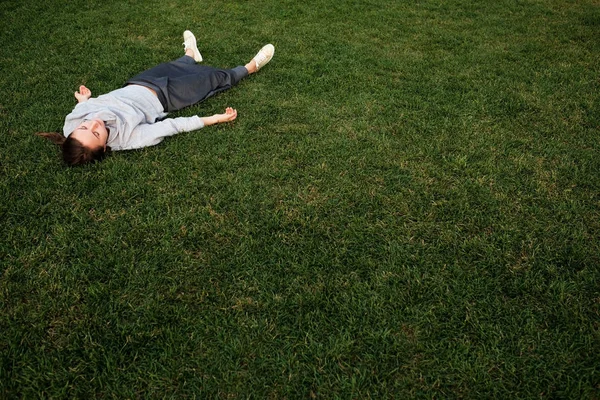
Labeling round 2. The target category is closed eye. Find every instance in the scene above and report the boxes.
[76,126,100,138]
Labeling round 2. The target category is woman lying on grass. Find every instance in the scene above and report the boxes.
[39,30,274,166]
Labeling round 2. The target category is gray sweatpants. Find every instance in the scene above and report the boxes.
[126,55,248,112]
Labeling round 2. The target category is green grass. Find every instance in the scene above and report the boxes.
[1,0,599,397]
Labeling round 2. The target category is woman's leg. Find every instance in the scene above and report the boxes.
[168,43,274,111]
[164,57,248,111]
[126,56,246,111]
[126,42,274,112]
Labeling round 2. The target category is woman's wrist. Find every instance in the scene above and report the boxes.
[200,108,236,126]
[200,115,218,126]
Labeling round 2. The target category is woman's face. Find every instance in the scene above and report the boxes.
[70,119,109,150]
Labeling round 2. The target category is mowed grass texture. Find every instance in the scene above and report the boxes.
[1,0,599,397]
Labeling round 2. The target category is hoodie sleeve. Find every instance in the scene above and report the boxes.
[63,102,94,136]
[118,116,205,150]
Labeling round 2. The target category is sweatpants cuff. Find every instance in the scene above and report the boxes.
[231,66,249,85]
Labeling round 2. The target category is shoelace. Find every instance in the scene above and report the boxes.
[254,51,268,68]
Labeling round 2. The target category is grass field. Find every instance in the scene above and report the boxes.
[1,0,599,397]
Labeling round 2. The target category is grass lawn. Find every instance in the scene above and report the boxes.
[1,0,599,397]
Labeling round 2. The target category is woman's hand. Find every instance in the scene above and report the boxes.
[74,85,92,103]
[217,107,238,123]
[202,107,238,126]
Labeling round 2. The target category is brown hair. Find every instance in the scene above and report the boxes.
[37,132,108,166]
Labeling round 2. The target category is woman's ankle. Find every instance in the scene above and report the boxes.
[245,60,257,74]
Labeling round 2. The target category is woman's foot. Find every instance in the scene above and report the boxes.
[183,30,203,62]
[245,44,275,74]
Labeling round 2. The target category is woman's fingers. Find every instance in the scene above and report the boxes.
[79,85,90,96]
[216,108,237,123]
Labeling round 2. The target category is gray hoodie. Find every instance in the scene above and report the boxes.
[63,85,204,150]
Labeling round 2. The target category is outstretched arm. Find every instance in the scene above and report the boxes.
[74,85,92,103]
[123,108,238,150]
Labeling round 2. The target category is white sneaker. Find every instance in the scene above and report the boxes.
[183,30,203,62]
[253,44,275,71]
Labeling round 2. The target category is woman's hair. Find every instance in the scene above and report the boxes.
[37,132,109,166]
